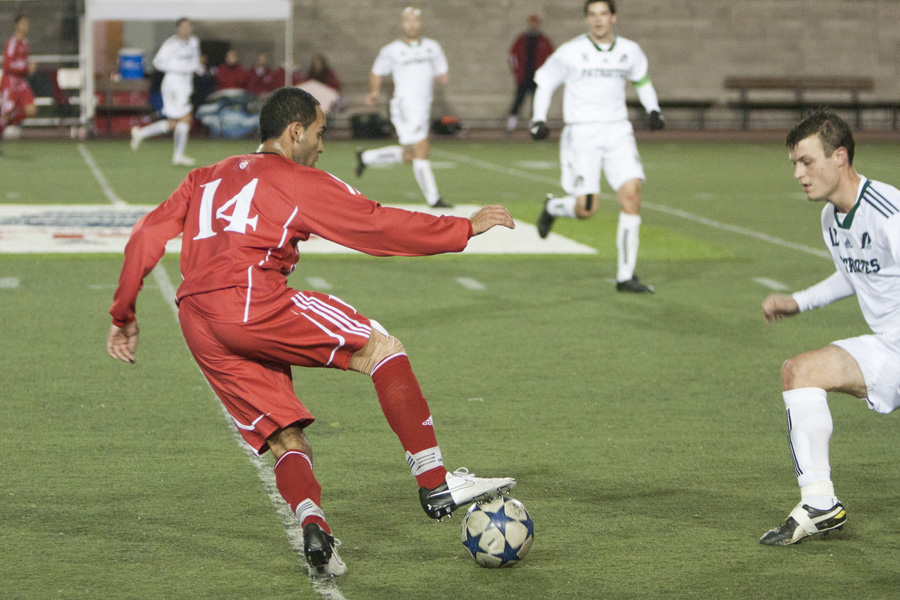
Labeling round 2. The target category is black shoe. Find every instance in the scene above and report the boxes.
[616,275,654,294]
[759,502,846,546]
[431,197,453,209]
[354,147,366,178]
[303,523,347,578]
[537,195,555,239]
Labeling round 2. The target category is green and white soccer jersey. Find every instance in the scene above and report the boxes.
[534,34,650,124]
[819,177,900,413]
[820,177,900,336]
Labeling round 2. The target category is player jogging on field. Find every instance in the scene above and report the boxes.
[530,0,665,293]
[355,6,452,209]
[760,110,900,545]
[0,14,37,155]
[107,87,516,578]
[130,18,201,166]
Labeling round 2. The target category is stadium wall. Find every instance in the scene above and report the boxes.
[190,0,900,129]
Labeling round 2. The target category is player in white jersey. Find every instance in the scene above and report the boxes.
[354,7,452,208]
[530,0,664,293]
[130,18,201,167]
[760,110,900,546]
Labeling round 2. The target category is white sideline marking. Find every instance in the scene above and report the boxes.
[456,277,486,291]
[433,149,831,259]
[77,153,346,600]
[77,143,127,207]
[0,277,20,289]
[306,277,333,290]
[754,277,790,291]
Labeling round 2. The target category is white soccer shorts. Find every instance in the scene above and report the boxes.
[390,96,431,146]
[560,120,645,196]
[832,333,900,414]
[161,73,193,120]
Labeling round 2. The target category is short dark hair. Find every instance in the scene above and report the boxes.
[14,13,28,25]
[584,0,615,15]
[259,87,321,142]
[176,17,190,28]
[786,109,855,165]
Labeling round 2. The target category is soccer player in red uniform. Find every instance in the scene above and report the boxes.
[0,14,37,154]
[107,87,516,578]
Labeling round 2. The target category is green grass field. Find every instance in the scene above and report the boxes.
[2,134,900,599]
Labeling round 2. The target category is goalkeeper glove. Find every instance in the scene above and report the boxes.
[648,110,666,131]
[530,121,550,141]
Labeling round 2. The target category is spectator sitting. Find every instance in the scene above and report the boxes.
[213,49,249,91]
[294,54,342,92]
[247,51,283,96]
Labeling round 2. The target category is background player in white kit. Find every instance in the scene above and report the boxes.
[530,0,664,293]
[355,7,452,209]
[130,18,201,167]
[760,110,900,546]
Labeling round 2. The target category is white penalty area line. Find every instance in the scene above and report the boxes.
[433,148,830,259]
[77,143,127,207]
[80,149,345,599]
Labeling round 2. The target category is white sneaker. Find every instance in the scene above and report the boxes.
[172,155,196,167]
[419,468,516,520]
[303,523,347,578]
[130,126,141,151]
[759,501,846,546]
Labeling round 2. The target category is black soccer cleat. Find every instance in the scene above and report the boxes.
[431,197,453,209]
[759,502,847,546]
[354,147,366,178]
[537,195,555,239]
[616,275,655,294]
[303,523,347,578]
[419,468,516,521]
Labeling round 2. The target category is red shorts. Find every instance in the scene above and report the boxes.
[0,79,35,117]
[178,288,372,454]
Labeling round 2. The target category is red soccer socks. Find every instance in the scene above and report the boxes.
[273,450,329,533]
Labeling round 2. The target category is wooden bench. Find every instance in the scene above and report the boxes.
[627,98,716,129]
[724,76,899,130]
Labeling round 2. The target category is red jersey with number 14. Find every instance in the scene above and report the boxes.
[110,153,472,326]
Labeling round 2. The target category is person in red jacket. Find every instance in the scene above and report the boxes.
[246,51,282,96]
[506,14,553,132]
[0,13,37,153]
[213,49,249,91]
[106,87,516,579]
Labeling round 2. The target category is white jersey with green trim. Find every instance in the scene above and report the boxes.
[820,176,900,336]
[533,34,649,124]
[371,37,448,102]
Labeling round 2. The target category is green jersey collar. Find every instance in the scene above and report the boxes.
[586,34,616,52]
[834,178,869,229]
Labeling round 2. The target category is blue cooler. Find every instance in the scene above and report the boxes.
[118,49,144,79]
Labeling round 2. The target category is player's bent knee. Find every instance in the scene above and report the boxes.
[267,425,312,458]
[349,329,406,376]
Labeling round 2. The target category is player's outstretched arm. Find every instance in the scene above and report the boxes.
[761,294,800,325]
[107,321,140,364]
[470,205,515,236]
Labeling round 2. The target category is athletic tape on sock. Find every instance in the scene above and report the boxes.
[405,447,444,477]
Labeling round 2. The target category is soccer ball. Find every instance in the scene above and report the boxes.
[461,496,534,568]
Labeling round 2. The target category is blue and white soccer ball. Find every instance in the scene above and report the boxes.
[461,496,534,568]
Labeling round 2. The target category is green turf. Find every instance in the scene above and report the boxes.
[2,137,900,599]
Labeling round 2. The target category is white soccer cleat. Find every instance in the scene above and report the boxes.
[419,468,516,520]
[130,126,141,151]
[759,501,846,546]
[172,155,196,167]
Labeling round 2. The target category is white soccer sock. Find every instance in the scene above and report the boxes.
[783,387,838,509]
[412,158,441,205]
[616,212,641,282]
[137,119,170,140]
[546,195,577,218]
[361,145,404,166]
[172,121,190,160]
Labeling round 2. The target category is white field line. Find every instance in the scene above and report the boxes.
[753,277,791,291]
[0,276,20,289]
[76,143,127,207]
[456,277,486,291]
[432,149,830,259]
[81,151,344,598]
[306,277,333,290]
